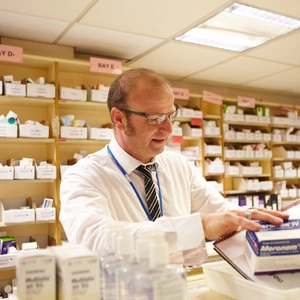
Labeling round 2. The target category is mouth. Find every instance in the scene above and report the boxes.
[152,138,167,143]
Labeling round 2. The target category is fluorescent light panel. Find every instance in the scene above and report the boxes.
[175,3,300,52]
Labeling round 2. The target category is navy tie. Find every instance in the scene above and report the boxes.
[136,164,161,221]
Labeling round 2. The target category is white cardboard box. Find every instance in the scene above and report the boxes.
[0,198,35,223]
[16,249,56,300]
[89,127,114,140]
[223,113,244,122]
[87,85,109,102]
[29,197,56,221]
[233,178,260,190]
[49,245,100,300]
[60,126,88,139]
[204,144,222,155]
[179,107,194,118]
[0,124,18,138]
[19,124,49,138]
[14,165,35,180]
[35,161,56,180]
[0,253,17,269]
[0,164,14,180]
[272,146,294,159]
[60,87,87,101]
[26,83,55,99]
[4,82,26,97]
[181,123,202,137]
[245,115,258,123]
[204,126,220,136]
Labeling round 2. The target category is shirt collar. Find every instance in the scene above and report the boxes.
[109,135,158,175]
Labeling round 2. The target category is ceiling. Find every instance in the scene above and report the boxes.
[1,0,300,99]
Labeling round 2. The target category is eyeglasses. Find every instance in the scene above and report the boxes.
[119,107,178,125]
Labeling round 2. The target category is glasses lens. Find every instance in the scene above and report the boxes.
[148,115,166,125]
[169,109,178,121]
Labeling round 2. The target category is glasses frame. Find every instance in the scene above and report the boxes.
[118,106,178,125]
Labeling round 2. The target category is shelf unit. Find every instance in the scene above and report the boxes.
[2,52,300,279]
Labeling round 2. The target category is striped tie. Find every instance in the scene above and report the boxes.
[136,164,161,221]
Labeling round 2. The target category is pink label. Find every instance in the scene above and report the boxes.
[0,44,23,63]
[203,90,222,105]
[191,118,202,126]
[172,87,189,100]
[90,57,122,74]
[172,136,183,144]
[237,96,255,108]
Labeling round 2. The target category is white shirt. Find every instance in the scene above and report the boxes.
[60,135,237,264]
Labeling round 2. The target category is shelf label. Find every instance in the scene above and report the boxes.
[90,57,122,74]
[237,96,255,108]
[203,90,222,105]
[0,44,23,63]
[172,135,183,143]
[191,118,202,126]
[172,87,189,100]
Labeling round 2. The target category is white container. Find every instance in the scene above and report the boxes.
[14,165,35,180]
[4,82,26,97]
[245,115,258,123]
[26,83,55,99]
[0,124,18,138]
[89,127,114,140]
[19,124,49,138]
[60,126,88,139]
[87,85,109,102]
[60,87,87,101]
[30,197,56,221]
[203,261,300,300]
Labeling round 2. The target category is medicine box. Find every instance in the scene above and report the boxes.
[4,82,26,97]
[28,197,56,221]
[179,107,194,118]
[87,85,109,102]
[0,160,14,180]
[223,113,244,122]
[181,123,202,137]
[0,124,18,138]
[89,127,113,140]
[12,160,35,180]
[16,249,56,300]
[35,160,56,180]
[26,83,55,99]
[49,245,100,300]
[19,124,49,138]
[60,87,87,101]
[0,198,35,223]
[60,126,88,139]
[245,219,300,275]
[245,115,258,123]
[0,252,17,269]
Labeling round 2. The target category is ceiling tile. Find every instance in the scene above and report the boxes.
[0,11,69,43]
[243,67,300,91]
[79,0,231,38]
[127,41,236,78]
[247,31,300,66]
[0,0,95,22]
[186,57,292,85]
[58,24,164,60]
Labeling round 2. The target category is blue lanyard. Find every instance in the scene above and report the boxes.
[107,145,164,221]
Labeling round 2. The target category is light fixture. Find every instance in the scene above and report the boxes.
[175,3,300,52]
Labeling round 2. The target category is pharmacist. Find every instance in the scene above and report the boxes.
[60,68,288,264]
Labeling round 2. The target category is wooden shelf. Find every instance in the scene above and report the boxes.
[224,174,271,178]
[0,179,56,184]
[273,158,300,161]
[0,138,55,144]
[204,135,222,138]
[224,189,272,195]
[223,121,269,127]
[224,139,270,144]
[224,158,270,161]
[183,136,201,141]
[0,96,54,107]
[0,220,56,228]
[272,142,300,145]
[203,114,221,120]
[59,99,108,111]
[59,139,109,145]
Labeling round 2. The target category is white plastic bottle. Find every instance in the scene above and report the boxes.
[103,228,136,300]
[134,231,187,300]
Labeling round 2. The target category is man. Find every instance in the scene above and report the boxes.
[60,68,288,264]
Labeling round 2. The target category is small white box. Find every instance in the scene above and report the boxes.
[236,132,245,140]
[288,189,297,198]
[225,165,239,176]
[0,198,35,223]
[295,150,300,159]
[19,124,49,138]
[204,144,222,155]
[223,113,244,122]
[26,83,55,99]
[235,150,245,158]
[245,115,258,123]
[50,245,100,300]
[16,249,56,300]
[260,181,273,190]
[233,178,260,191]
[272,133,282,142]
[205,163,224,174]
[0,253,17,269]
[280,189,288,198]
[263,150,272,158]
[87,85,109,102]
[193,110,203,118]
[272,146,294,159]
[258,116,270,124]
[204,126,220,136]
[179,107,194,118]
[271,116,289,125]
[172,127,182,136]
[282,134,297,142]
[181,123,202,137]
[0,164,14,180]
[29,197,56,221]
[14,161,35,179]
[4,82,26,97]
[89,127,114,140]
[284,169,297,178]
[245,150,254,158]
[35,160,56,180]
[224,149,236,158]
[60,87,87,101]
[254,150,264,158]
[224,131,235,140]
[273,169,284,178]
[263,133,271,142]
[60,126,88,139]
[0,124,17,137]
[254,133,263,141]
[245,132,254,140]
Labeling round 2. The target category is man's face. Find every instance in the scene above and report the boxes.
[114,81,175,163]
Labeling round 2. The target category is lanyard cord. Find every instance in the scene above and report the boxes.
[107,145,164,221]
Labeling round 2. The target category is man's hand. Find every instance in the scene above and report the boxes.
[201,208,290,240]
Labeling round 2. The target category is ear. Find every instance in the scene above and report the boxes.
[111,107,126,129]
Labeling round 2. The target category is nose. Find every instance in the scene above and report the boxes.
[159,117,173,133]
